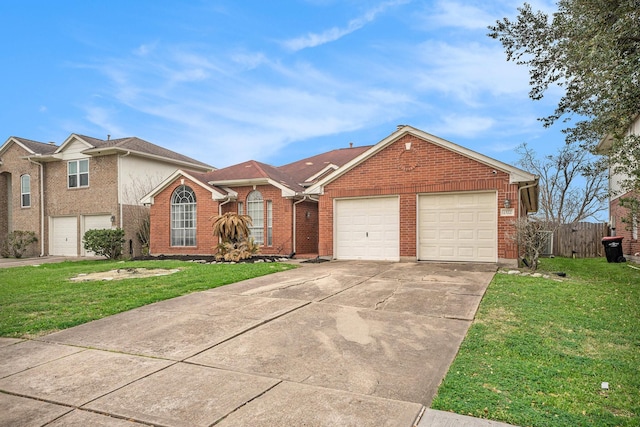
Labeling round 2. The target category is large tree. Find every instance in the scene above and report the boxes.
[488,0,640,146]
[489,0,640,230]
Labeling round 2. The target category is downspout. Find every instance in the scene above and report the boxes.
[293,195,311,254]
[217,196,232,216]
[118,151,131,229]
[28,157,45,257]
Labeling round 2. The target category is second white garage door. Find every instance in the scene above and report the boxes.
[335,197,399,261]
[418,192,497,262]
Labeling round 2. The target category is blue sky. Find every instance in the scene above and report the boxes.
[0,0,563,168]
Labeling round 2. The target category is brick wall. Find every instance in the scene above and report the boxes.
[318,134,521,261]
[611,194,640,257]
[0,143,44,257]
[44,155,119,255]
[149,177,219,255]
[220,185,294,256]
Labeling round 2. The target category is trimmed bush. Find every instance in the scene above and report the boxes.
[8,230,38,258]
[83,228,125,259]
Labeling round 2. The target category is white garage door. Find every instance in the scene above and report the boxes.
[82,215,113,256]
[50,216,78,256]
[418,192,497,262]
[335,197,399,261]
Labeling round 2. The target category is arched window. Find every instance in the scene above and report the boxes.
[21,175,31,208]
[171,185,196,246]
[247,190,264,245]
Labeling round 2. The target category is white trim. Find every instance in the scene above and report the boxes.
[0,137,36,156]
[304,163,339,183]
[208,178,297,198]
[55,134,94,154]
[141,170,227,205]
[82,146,212,172]
[306,126,537,195]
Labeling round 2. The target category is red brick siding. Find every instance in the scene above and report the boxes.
[149,178,219,255]
[220,185,294,256]
[611,193,640,257]
[318,134,521,261]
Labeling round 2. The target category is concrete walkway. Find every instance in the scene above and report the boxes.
[0,260,517,426]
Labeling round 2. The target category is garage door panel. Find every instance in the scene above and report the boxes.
[335,197,399,261]
[51,217,78,256]
[419,192,496,262]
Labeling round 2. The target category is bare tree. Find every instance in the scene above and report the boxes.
[509,217,554,270]
[516,142,608,224]
[122,173,165,255]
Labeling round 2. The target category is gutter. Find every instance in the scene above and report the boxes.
[217,196,233,216]
[27,157,45,257]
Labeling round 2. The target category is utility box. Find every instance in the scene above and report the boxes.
[601,236,625,263]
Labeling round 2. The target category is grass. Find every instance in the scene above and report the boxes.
[431,258,640,427]
[0,259,296,338]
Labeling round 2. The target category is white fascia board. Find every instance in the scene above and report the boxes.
[55,134,94,154]
[1,137,35,156]
[82,147,213,172]
[208,178,297,198]
[141,169,226,205]
[305,164,339,183]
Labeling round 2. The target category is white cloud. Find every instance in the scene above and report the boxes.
[283,0,410,51]
[424,1,499,30]
[428,114,496,138]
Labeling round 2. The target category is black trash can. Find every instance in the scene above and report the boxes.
[601,236,626,263]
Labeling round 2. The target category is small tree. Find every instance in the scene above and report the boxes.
[509,217,554,271]
[8,230,38,258]
[83,228,125,259]
[211,213,259,261]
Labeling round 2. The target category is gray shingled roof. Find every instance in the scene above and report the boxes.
[12,137,58,155]
[75,134,213,169]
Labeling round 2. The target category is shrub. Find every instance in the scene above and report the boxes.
[83,228,125,259]
[211,213,259,261]
[508,217,554,270]
[8,230,38,258]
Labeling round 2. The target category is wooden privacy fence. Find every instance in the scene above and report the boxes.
[551,222,610,258]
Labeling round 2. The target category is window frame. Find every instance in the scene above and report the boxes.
[247,190,264,245]
[68,159,89,189]
[20,174,31,208]
[170,185,197,247]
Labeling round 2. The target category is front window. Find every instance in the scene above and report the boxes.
[171,185,196,246]
[238,201,244,215]
[68,159,89,188]
[247,190,264,245]
[266,200,272,246]
[21,175,30,207]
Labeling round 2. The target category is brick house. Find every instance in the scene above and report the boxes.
[0,134,212,258]
[143,146,370,257]
[145,126,538,265]
[597,115,640,259]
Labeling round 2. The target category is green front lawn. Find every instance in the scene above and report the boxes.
[431,258,640,427]
[0,260,296,338]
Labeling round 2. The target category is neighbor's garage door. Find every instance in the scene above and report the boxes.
[418,192,497,262]
[82,215,113,256]
[50,216,78,256]
[335,197,399,261]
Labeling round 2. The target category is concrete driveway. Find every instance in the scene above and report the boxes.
[0,260,497,426]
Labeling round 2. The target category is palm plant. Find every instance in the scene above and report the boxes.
[211,213,258,261]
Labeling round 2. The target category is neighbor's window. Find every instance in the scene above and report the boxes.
[68,159,89,188]
[247,190,264,245]
[266,200,272,246]
[633,214,638,240]
[171,185,196,246]
[21,174,31,207]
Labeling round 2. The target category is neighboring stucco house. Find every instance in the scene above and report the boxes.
[0,134,212,258]
[145,125,538,265]
[597,115,640,259]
